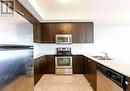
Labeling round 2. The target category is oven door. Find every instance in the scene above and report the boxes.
[55,56,72,69]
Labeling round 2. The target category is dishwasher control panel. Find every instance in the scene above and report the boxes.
[105,69,124,87]
[96,63,126,89]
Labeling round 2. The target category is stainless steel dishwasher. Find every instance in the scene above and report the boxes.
[96,63,129,91]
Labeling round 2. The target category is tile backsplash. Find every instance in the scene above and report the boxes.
[34,43,101,59]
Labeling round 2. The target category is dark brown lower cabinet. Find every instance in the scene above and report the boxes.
[126,77,130,91]
[83,56,97,91]
[73,55,96,90]
[34,56,45,85]
[44,55,55,74]
[73,55,83,74]
[34,55,55,85]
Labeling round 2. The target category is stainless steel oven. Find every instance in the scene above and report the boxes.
[55,56,72,69]
[56,34,72,44]
[55,56,73,75]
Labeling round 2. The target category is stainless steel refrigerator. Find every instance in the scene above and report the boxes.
[0,9,34,91]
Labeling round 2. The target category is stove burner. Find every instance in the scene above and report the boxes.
[56,47,72,56]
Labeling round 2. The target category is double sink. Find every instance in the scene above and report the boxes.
[92,56,112,60]
[91,52,112,60]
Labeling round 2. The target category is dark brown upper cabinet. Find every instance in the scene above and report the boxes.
[55,23,71,34]
[126,77,130,91]
[55,23,79,43]
[79,22,94,43]
[70,23,80,43]
[41,24,55,43]
[33,23,41,43]
[41,22,94,43]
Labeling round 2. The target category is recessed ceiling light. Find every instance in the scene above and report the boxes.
[58,0,72,4]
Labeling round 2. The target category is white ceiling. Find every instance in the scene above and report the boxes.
[18,0,130,23]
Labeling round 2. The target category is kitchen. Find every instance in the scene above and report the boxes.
[0,0,130,91]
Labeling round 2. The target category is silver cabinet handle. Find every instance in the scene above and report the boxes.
[88,60,91,62]
[40,58,42,60]
[125,81,129,85]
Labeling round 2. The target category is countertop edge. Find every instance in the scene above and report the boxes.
[83,54,130,78]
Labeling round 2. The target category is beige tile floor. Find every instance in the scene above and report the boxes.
[34,74,93,91]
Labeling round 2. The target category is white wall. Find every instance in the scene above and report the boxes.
[34,43,95,58]
[94,23,130,61]
[0,12,33,45]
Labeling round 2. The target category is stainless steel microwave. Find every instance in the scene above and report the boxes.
[56,34,72,44]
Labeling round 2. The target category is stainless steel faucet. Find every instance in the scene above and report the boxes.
[101,52,109,60]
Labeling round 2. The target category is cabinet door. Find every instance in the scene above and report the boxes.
[79,22,94,43]
[71,23,80,43]
[40,56,46,74]
[84,57,91,82]
[126,77,130,91]
[86,22,94,43]
[41,24,55,43]
[89,60,96,91]
[33,23,41,43]
[55,23,79,43]
[55,23,72,34]
[34,58,38,85]
[44,55,55,74]
[83,57,96,91]
[34,57,44,85]
[73,55,83,74]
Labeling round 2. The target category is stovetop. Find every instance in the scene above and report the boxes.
[55,47,72,56]
[55,52,72,56]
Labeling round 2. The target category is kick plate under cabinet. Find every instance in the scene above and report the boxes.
[55,69,73,75]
